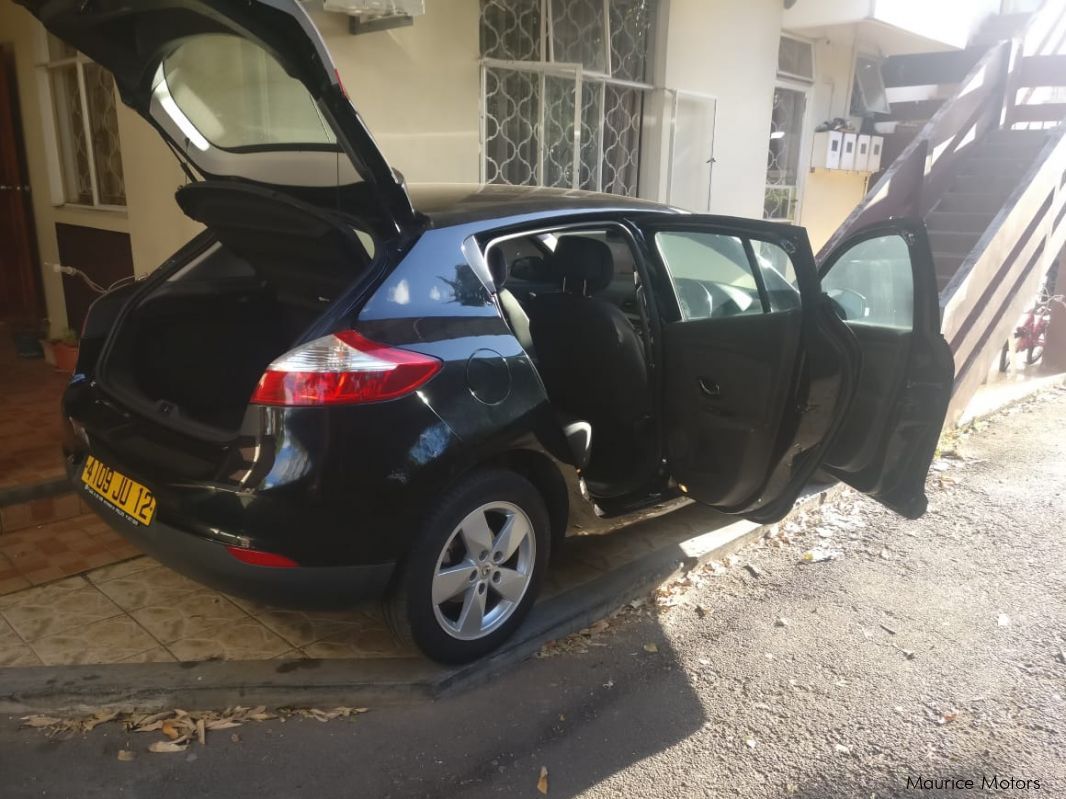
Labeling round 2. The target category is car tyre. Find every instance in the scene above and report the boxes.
[384,469,550,664]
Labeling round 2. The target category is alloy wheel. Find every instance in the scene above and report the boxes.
[431,501,536,641]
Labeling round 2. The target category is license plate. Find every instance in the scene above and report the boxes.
[81,455,157,526]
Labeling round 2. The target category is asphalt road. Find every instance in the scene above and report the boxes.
[2,386,1064,798]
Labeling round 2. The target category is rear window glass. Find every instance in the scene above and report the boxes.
[159,34,337,151]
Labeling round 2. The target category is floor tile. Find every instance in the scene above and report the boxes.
[30,615,160,666]
[0,616,42,667]
[95,565,202,611]
[86,556,158,585]
[245,607,376,648]
[302,621,411,660]
[130,591,249,644]
[0,580,122,642]
[166,618,292,662]
[0,575,87,610]
[118,646,177,664]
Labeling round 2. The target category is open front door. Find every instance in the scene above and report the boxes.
[633,215,858,522]
[817,219,955,518]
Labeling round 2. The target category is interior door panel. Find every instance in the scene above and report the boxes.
[629,213,854,521]
[824,326,911,472]
[663,310,801,508]
[817,220,955,518]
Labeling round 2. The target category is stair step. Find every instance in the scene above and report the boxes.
[985,128,1050,146]
[956,157,1036,178]
[976,141,1046,160]
[925,210,996,233]
[952,173,1021,196]
[927,229,983,256]
[935,192,1008,214]
[933,252,967,279]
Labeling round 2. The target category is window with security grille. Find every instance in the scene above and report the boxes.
[43,34,126,208]
[480,0,658,196]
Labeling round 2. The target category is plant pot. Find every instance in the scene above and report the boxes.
[52,342,79,373]
[39,339,56,367]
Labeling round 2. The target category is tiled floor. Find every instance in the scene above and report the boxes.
[0,323,69,492]
[0,513,141,594]
[0,501,735,668]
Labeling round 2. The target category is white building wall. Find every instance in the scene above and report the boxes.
[661,0,784,219]
[310,1,483,184]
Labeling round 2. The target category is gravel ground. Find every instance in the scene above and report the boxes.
[1,386,1063,798]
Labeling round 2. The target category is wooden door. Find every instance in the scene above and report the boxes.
[0,46,43,326]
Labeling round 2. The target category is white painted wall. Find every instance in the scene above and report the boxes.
[784,0,1001,50]
[797,26,869,250]
[661,0,783,218]
[310,1,482,184]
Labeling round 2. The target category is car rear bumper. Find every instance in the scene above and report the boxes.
[71,462,396,608]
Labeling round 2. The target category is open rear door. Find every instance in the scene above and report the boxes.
[817,219,955,518]
[631,214,859,523]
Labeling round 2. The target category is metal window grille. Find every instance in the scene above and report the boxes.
[42,34,126,208]
[480,0,656,196]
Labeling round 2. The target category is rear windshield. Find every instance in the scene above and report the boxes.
[156,34,337,152]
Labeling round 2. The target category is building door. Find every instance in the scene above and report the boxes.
[0,46,42,326]
[764,83,808,222]
[665,90,717,212]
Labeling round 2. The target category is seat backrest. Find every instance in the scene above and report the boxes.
[529,237,648,428]
[488,246,534,354]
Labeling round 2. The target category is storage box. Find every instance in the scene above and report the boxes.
[840,133,858,170]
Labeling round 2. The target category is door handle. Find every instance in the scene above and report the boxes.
[698,378,722,399]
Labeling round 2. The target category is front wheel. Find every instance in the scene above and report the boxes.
[384,469,550,663]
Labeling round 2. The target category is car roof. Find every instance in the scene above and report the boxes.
[407,183,679,228]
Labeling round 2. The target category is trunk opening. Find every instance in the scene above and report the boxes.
[99,181,380,438]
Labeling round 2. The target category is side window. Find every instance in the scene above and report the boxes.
[751,240,801,312]
[655,231,801,320]
[655,232,760,320]
[822,234,913,329]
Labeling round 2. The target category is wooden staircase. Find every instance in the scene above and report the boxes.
[927,129,1051,291]
[820,0,1066,423]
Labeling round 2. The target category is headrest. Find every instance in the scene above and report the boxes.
[551,237,614,295]
[487,246,509,289]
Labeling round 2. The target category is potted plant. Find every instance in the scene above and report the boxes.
[51,328,79,372]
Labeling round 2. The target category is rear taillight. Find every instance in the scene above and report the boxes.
[250,330,442,407]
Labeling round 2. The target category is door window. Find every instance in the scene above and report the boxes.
[821,234,913,329]
[655,231,800,320]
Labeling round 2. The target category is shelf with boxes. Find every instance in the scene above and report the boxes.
[812,130,884,173]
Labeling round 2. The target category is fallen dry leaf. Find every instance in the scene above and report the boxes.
[196,718,206,746]
[116,750,135,762]
[148,741,187,754]
[161,721,180,741]
[20,716,63,729]
[537,766,549,795]
[643,642,659,653]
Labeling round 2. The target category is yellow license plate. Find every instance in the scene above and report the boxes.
[81,455,157,526]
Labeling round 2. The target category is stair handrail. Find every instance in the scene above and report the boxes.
[816,40,1012,261]
[1007,0,1066,126]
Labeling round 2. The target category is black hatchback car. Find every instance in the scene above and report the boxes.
[27,0,954,663]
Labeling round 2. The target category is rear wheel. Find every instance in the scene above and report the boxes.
[384,469,550,663]
[1026,343,1044,365]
